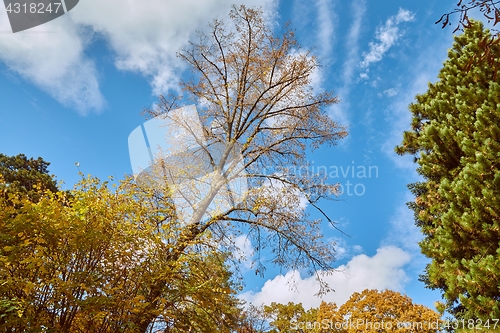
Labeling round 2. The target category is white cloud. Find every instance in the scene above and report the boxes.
[0,0,277,113]
[327,237,363,260]
[382,195,422,254]
[315,0,336,60]
[380,88,398,97]
[240,246,411,309]
[71,0,276,96]
[0,11,105,114]
[331,237,348,259]
[380,35,451,171]
[381,195,430,273]
[328,97,351,129]
[292,0,313,33]
[327,1,366,130]
[352,245,363,253]
[394,8,415,23]
[360,8,414,69]
[342,0,366,84]
[308,65,325,95]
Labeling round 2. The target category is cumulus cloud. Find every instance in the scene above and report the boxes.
[71,0,276,95]
[240,246,411,309]
[360,8,414,69]
[0,10,104,114]
[0,0,277,113]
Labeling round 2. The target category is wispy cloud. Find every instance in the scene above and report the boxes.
[240,246,411,309]
[380,35,451,171]
[315,0,336,60]
[342,0,366,84]
[382,194,422,254]
[380,194,430,273]
[379,88,398,97]
[328,237,364,260]
[378,33,454,279]
[360,8,415,70]
[327,0,366,128]
[292,0,313,33]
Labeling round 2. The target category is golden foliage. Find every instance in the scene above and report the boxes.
[0,176,241,332]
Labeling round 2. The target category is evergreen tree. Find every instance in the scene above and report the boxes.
[396,21,500,320]
[0,153,59,203]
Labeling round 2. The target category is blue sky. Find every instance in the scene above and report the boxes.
[0,0,477,312]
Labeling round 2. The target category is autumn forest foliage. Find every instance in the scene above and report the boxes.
[0,154,442,332]
[1,2,500,332]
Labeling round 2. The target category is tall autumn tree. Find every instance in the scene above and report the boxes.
[262,302,318,333]
[133,5,347,331]
[396,21,500,320]
[238,290,440,333]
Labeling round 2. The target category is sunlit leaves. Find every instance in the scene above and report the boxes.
[0,174,243,332]
[243,290,440,333]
